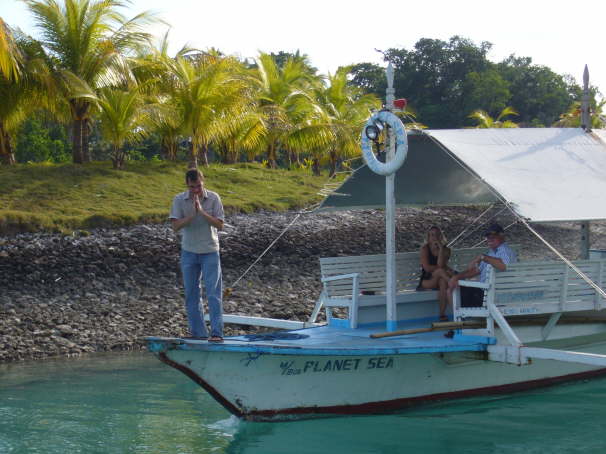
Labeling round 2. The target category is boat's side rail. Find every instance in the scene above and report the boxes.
[455,259,606,320]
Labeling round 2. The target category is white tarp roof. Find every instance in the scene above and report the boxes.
[426,128,606,222]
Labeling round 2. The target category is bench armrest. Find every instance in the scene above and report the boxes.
[459,280,490,290]
[321,273,359,283]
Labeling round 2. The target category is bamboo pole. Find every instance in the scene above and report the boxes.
[370,321,483,339]
[369,316,606,339]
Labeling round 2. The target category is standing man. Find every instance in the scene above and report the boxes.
[447,223,517,308]
[170,168,225,342]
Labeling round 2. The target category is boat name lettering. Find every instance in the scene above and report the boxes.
[498,291,545,303]
[279,357,393,375]
[502,306,539,315]
[280,361,301,375]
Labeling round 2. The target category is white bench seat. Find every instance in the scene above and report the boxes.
[455,259,606,320]
[311,246,490,328]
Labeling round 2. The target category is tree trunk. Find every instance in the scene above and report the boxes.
[227,150,237,164]
[312,158,321,176]
[72,118,84,164]
[200,143,209,167]
[188,142,198,169]
[268,143,277,169]
[168,143,177,161]
[82,118,91,163]
[163,139,177,161]
[0,122,16,165]
[111,147,126,170]
[223,144,237,164]
[0,137,17,166]
[328,149,337,177]
[288,150,299,167]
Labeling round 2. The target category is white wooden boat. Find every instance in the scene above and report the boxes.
[147,65,606,421]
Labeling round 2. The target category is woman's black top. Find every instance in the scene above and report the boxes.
[418,245,438,288]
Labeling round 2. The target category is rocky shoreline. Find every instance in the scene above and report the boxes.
[2,207,605,363]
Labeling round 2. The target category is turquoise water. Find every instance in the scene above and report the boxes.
[2,353,606,454]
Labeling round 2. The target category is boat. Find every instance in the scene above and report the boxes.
[146,65,606,421]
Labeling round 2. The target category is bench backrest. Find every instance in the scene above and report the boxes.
[320,246,488,298]
[492,260,606,307]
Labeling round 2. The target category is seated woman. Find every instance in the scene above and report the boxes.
[418,226,454,321]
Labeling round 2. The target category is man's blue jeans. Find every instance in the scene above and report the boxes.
[180,250,223,338]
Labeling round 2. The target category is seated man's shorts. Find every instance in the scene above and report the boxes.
[460,287,485,307]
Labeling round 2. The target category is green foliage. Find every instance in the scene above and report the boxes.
[0,18,20,81]
[468,107,519,128]
[463,70,511,118]
[349,36,582,128]
[383,36,493,128]
[3,3,600,171]
[553,99,606,128]
[265,50,318,74]
[497,55,576,126]
[23,0,159,163]
[15,115,70,163]
[0,161,332,234]
[348,63,386,98]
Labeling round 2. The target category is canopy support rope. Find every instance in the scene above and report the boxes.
[226,171,349,295]
[227,213,302,294]
[515,217,606,300]
[471,220,518,248]
[447,204,508,248]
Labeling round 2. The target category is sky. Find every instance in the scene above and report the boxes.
[1,0,605,98]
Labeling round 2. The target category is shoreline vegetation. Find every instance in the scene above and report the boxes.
[2,1,603,171]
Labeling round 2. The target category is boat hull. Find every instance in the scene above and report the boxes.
[155,336,606,421]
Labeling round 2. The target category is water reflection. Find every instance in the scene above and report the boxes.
[0,353,230,454]
[2,353,606,454]
[225,383,606,454]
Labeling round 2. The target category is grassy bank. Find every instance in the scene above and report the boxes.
[0,161,333,235]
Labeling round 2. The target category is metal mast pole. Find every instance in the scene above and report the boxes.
[580,65,591,259]
[385,63,397,331]
[581,65,591,132]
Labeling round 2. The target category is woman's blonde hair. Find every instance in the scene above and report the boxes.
[425,225,447,246]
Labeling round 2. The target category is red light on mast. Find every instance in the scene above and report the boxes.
[393,98,407,110]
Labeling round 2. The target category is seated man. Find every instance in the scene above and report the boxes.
[447,223,517,307]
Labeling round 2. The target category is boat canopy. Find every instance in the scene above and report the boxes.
[318,128,606,223]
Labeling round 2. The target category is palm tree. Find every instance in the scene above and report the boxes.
[0,29,51,165]
[468,106,519,128]
[131,32,194,161]
[24,0,156,163]
[0,18,21,81]
[0,77,27,165]
[95,85,150,169]
[248,52,320,168]
[147,105,181,160]
[167,53,248,168]
[312,67,380,176]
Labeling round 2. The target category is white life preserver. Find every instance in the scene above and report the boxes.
[360,110,408,176]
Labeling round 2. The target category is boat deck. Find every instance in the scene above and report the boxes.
[147,320,493,356]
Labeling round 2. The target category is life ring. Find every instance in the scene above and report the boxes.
[360,110,408,176]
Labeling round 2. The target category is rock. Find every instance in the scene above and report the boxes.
[56,325,74,335]
[53,336,76,348]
